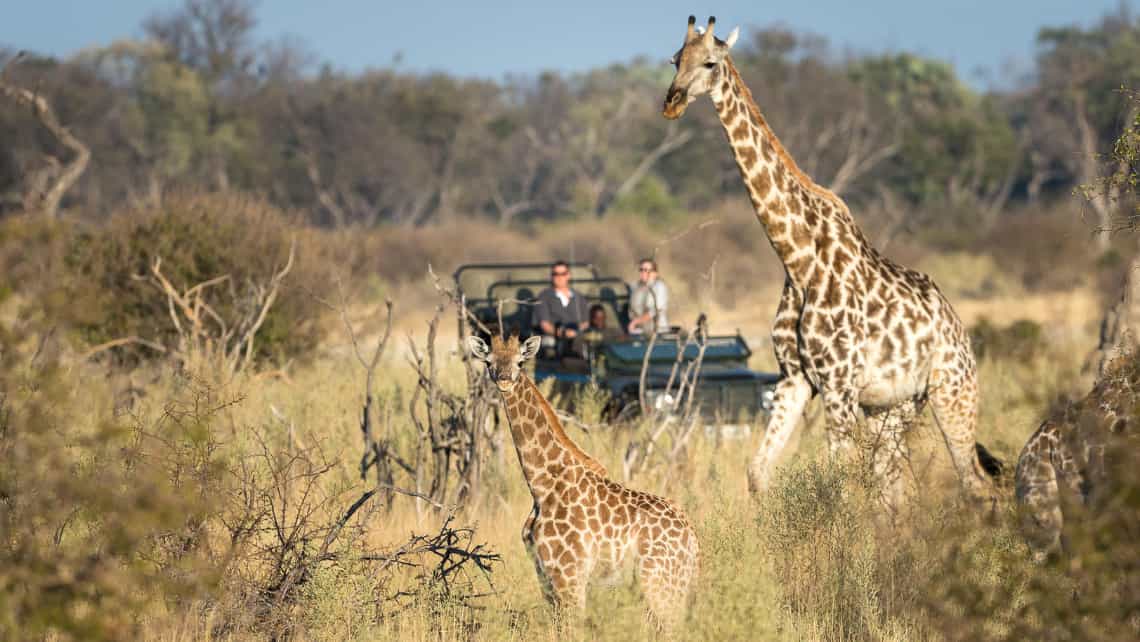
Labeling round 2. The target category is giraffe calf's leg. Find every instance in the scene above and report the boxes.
[638,535,699,635]
[522,507,558,603]
[749,375,813,495]
[542,562,591,629]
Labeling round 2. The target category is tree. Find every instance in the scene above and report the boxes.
[1085,91,1140,376]
[1028,10,1140,248]
[0,53,91,218]
[142,0,259,191]
[849,53,1021,227]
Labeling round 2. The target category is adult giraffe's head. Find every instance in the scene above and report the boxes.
[663,15,740,120]
[467,334,541,391]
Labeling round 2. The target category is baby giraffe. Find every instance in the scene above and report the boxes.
[467,334,700,632]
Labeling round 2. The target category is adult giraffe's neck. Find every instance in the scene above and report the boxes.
[499,375,608,502]
[712,58,864,288]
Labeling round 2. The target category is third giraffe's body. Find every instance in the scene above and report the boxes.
[1015,355,1136,557]
[468,335,699,631]
[663,16,998,508]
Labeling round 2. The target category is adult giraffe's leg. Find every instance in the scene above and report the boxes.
[929,346,997,509]
[865,400,920,518]
[821,384,861,461]
[749,281,813,495]
[749,375,813,494]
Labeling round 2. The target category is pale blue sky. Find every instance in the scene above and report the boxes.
[0,1,1127,86]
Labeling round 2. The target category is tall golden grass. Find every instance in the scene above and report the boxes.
[2,193,1133,640]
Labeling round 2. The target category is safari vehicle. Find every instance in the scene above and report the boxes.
[454,262,780,427]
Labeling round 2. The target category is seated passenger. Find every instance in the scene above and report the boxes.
[586,304,626,342]
[534,260,590,342]
[628,257,670,334]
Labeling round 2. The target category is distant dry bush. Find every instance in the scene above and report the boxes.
[969,317,1046,362]
[916,252,1025,300]
[979,207,1101,292]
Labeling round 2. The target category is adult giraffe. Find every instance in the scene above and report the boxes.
[662,16,999,510]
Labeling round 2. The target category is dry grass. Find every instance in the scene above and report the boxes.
[0,283,1102,640]
[4,194,1131,640]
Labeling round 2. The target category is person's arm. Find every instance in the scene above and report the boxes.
[652,281,668,327]
[534,293,555,335]
[628,310,652,331]
[574,295,590,331]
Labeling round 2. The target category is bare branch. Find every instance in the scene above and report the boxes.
[608,122,694,210]
[0,78,91,217]
[235,238,296,373]
[80,336,169,361]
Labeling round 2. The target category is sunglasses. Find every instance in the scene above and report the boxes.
[551,270,570,277]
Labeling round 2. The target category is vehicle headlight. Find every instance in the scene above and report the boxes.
[647,390,676,412]
[760,387,776,410]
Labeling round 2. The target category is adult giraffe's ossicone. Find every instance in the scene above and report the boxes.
[662,15,1001,513]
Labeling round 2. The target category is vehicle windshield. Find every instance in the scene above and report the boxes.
[605,335,752,365]
[454,263,601,301]
[455,262,631,337]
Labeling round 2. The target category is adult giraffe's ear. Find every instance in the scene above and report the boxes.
[466,336,490,362]
[724,26,740,49]
[519,335,542,362]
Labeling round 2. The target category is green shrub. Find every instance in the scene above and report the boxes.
[758,459,921,640]
[0,330,229,639]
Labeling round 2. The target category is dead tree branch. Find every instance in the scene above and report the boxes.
[144,239,295,376]
[624,314,710,482]
[0,76,91,218]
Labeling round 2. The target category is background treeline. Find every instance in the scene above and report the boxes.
[2,1,1139,246]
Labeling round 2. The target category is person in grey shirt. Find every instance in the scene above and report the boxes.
[533,260,590,340]
[628,258,670,334]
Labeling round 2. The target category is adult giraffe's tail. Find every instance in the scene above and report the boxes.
[975,443,1004,478]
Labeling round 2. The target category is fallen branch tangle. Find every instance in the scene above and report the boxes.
[384,514,502,611]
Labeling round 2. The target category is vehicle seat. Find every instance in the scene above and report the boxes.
[598,285,628,329]
[514,287,536,337]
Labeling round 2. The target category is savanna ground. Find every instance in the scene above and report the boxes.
[4,191,1136,641]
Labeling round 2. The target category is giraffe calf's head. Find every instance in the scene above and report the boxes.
[663,15,740,120]
[467,334,542,391]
